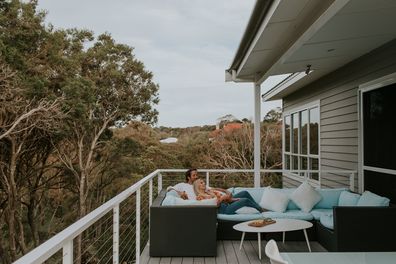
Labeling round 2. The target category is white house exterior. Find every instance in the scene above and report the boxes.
[227,0,396,202]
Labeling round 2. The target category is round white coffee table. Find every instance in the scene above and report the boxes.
[233,219,313,259]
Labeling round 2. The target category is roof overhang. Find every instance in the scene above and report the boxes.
[227,0,396,100]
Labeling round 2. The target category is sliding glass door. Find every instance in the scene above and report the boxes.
[361,79,396,203]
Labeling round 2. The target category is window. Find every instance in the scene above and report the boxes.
[284,104,320,180]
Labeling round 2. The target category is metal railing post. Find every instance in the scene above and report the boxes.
[149,179,153,206]
[206,171,210,187]
[157,173,162,194]
[350,173,355,192]
[113,205,119,264]
[62,240,73,264]
[135,188,141,264]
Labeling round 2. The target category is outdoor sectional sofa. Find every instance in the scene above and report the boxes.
[150,185,396,257]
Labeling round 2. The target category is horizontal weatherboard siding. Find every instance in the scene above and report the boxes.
[282,39,396,190]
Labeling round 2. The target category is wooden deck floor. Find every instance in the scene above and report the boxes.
[140,240,327,264]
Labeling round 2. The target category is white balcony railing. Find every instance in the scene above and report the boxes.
[13,169,357,264]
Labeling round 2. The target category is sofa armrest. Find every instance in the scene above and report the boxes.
[333,206,396,251]
[150,190,218,257]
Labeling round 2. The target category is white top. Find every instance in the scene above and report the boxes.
[233,219,313,233]
[172,182,196,200]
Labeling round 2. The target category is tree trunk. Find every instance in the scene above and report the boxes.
[75,171,87,264]
[27,192,40,246]
[6,141,18,261]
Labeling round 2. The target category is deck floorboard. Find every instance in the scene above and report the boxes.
[140,240,326,264]
[142,240,326,264]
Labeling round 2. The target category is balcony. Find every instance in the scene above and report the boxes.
[13,169,357,264]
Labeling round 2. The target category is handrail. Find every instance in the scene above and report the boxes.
[13,169,161,264]
[13,168,357,264]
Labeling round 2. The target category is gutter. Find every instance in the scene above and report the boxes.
[225,0,273,82]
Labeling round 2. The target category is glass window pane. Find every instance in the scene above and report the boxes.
[301,110,308,154]
[292,113,299,154]
[309,107,319,155]
[285,116,291,152]
[292,155,298,171]
[285,155,290,170]
[363,84,396,170]
[300,156,308,177]
[310,158,319,180]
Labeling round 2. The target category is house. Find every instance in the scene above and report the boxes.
[209,122,243,138]
[226,0,396,202]
[159,137,178,144]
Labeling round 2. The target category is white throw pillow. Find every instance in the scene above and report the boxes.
[235,206,260,214]
[174,197,217,206]
[290,182,321,213]
[259,187,289,213]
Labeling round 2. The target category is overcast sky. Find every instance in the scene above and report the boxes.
[37,0,282,127]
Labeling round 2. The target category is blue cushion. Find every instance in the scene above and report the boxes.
[217,213,265,221]
[161,195,175,206]
[320,213,334,230]
[167,190,180,198]
[310,209,333,220]
[338,191,361,206]
[357,191,390,206]
[262,210,314,221]
[314,188,346,209]
[232,187,264,204]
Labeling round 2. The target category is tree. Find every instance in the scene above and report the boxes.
[205,123,282,187]
[52,33,159,262]
[263,107,282,123]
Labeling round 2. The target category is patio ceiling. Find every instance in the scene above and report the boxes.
[227,0,396,100]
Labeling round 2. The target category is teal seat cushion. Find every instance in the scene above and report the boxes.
[314,188,346,209]
[357,191,390,206]
[310,209,333,220]
[338,191,361,206]
[232,187,265,204]
[262,210,314,221]
[161,195,175,206]
[320,213,334,230]
[217,213,265,221]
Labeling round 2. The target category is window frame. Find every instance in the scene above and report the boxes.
[282,100,320,182]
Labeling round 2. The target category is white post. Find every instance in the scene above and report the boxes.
[157,173,162,194]
[254,83,261,188]
[206,171,210,187]
[149,179,153,206]
[113,205,119,264]
[62,240,73,264]
[136,188,141,264]
[350,173,355,192]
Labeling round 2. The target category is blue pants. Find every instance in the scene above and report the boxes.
[218,191,262,214]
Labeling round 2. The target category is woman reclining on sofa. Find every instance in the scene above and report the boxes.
[193,179,262,214]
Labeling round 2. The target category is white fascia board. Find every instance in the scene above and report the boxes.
[225,69,254,83]
[256,0,351,85]
[236,0,282,78]
[262,71,308,101]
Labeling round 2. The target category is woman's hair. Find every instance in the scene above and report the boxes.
[193,179,205,196]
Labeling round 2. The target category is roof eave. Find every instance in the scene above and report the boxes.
[226,0,274,81]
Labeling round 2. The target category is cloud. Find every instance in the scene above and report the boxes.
[38,0,281,127]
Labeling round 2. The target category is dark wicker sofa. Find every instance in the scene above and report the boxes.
[317,206,396,251]
[149,190,217,257]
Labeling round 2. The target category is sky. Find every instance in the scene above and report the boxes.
[37,0,282,127]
